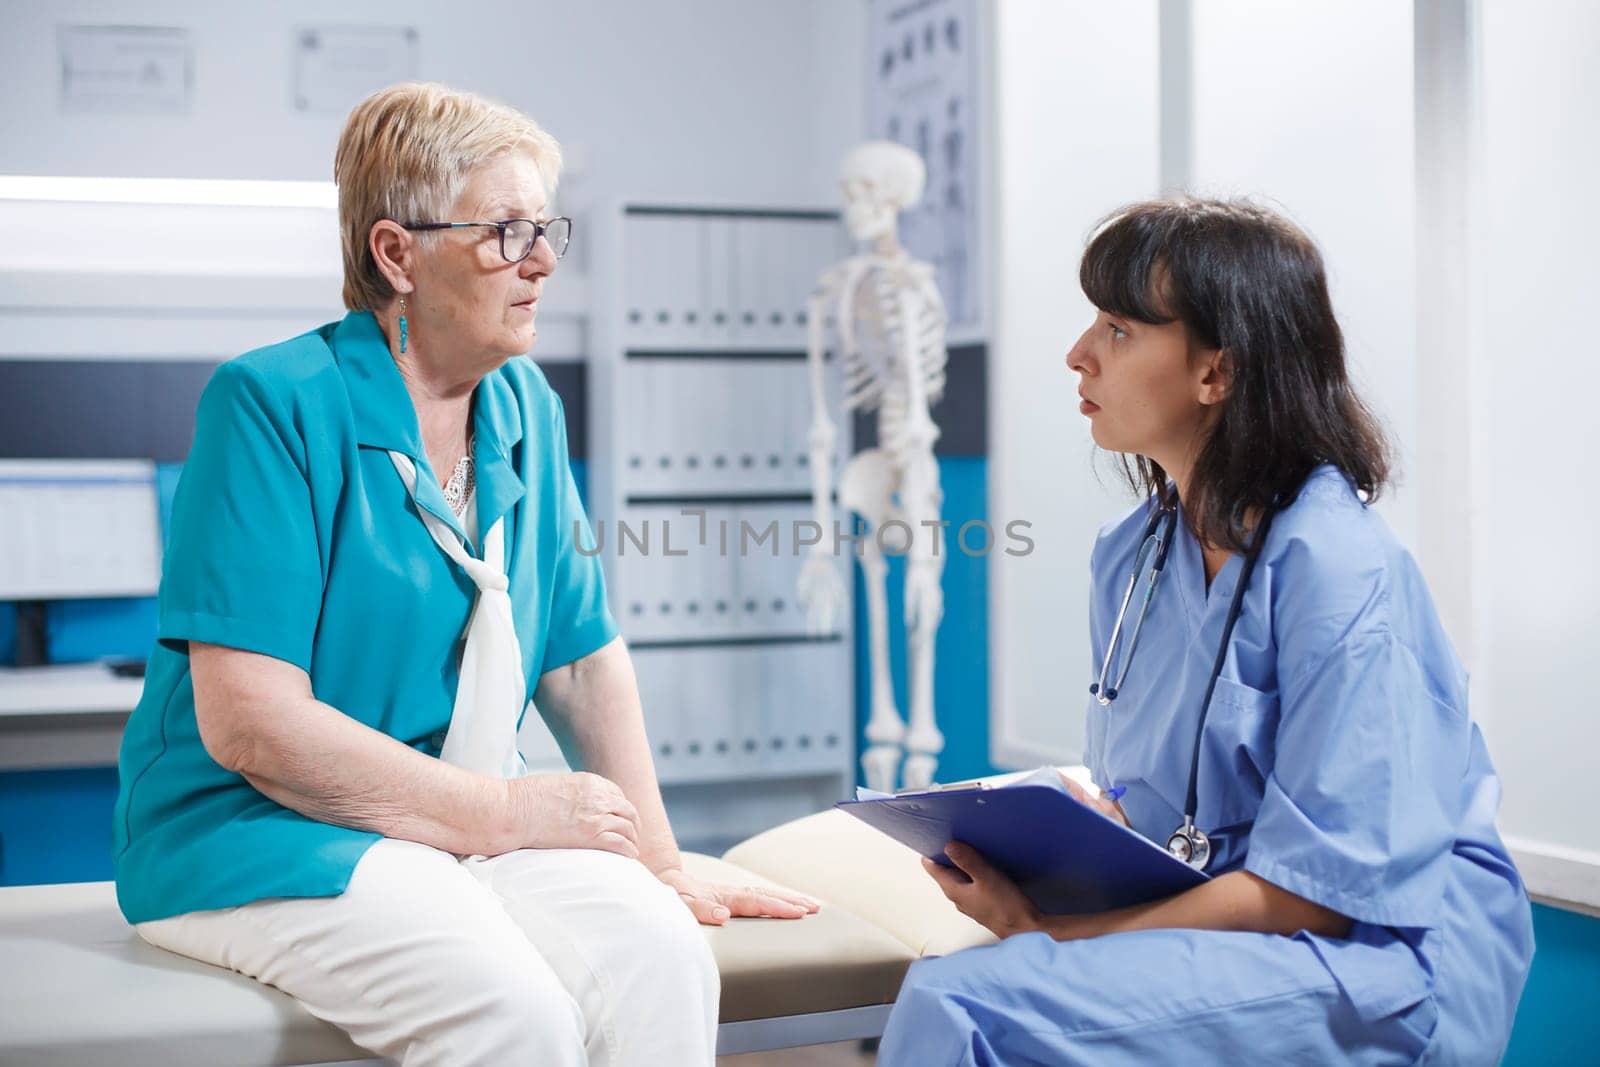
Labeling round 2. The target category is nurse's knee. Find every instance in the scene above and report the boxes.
[880,957,986,1066]
[902,939,1018,995]
[897,952,970,1004]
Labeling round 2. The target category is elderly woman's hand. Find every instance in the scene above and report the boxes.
[654,867,822,926]
[509,772,643,860]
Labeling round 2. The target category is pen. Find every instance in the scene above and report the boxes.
[1101,785,1127,803]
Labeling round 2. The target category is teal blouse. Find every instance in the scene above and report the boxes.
[112,310,617,924]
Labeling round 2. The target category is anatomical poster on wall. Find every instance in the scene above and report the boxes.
[866,0,981,332]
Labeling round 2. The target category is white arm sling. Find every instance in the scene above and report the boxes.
[389,451,527,780]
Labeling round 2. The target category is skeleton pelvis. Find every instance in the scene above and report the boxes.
[839,448,907,545]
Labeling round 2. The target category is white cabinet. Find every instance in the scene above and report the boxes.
[591,204,853,851]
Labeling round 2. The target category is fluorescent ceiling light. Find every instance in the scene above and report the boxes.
[0,176,337,208]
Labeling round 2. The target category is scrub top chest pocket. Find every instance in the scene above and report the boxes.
[1195,675,1279,866]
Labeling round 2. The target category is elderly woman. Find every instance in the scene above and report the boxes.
[111,82,817,1066]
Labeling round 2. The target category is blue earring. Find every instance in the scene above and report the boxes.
[398,295,409,354]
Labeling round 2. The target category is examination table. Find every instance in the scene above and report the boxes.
[0,770,1089,1064]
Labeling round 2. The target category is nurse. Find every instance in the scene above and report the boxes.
[112,82,817,1067]
[878,197,1534,1064]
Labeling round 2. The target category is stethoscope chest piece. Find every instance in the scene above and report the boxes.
[1166,818,1211,871]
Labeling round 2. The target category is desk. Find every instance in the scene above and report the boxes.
[0,664,143,770]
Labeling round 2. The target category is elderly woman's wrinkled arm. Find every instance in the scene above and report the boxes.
[188,641,639,859]
[534,637,822,925]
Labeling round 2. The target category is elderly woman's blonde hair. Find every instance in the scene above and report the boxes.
[335,82,562,311]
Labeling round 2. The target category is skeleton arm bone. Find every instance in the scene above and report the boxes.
[797,268,853,634]
[804,269,847,544]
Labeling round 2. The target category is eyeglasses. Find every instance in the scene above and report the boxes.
[401,216,572,263]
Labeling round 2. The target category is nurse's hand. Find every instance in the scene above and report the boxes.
[923,842,1044,940]
[654,867,822,926]
[511,772,643,860]
[1060,773,1130,827]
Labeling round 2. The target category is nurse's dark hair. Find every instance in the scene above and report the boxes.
[1079,196,1391,551]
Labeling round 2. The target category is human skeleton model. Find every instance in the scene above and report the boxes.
[798,142,949,792]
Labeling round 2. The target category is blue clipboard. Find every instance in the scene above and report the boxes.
[835,783,1209,914]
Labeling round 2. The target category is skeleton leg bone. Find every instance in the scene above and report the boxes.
[841,448,906,792]
[898,455,945,789]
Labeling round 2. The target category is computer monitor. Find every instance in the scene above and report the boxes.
[0,459,162,667]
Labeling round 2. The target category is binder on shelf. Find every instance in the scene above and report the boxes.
[650,360,682,494]
[615,507,659,640]
[628,214,673,347]
[620,369,648,494]
[775,362,800,493]
[710,503,742,635]
[632,645,683,768]
[711,361,741,495]
[757,362,790,483]
[778,218,812,349]
[668,215,708,349]
[662,358,694,492]
[788,361,818,493]
[626,369,655,495]
[733,219,768,347]
[764,219,795,348]
[680,360,716,495]
[620,216,650,342]
[771,501,811,636]
[705,217,737,347]
[669,508,709,641]
[786,643,842,775]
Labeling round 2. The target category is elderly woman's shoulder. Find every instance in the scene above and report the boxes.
[204,323,345,405]
[233,324,344,387]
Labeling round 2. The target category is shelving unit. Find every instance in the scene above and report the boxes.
[586,204,855,852]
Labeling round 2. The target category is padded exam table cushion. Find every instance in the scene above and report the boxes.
[0,837,976,1066]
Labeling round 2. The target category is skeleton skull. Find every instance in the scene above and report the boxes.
[840,141,927,243]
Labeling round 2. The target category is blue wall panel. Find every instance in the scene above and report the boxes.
[0,768,119,885]
[852,456,1000,786]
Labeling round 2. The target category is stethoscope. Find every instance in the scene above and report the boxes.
[1090,499,1277,871]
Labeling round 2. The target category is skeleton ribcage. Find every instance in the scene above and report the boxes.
[838,265,948,462]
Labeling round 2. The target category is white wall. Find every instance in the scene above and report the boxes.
[1477,0,1600,865]
[989,0,1162,766]
[1188,0,1419,555]
[0,1,865,385]
[0,0,850,207]
[989,1,1420,768]
[989,0,1599,902]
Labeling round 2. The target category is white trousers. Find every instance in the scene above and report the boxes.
[136,839,720,1066]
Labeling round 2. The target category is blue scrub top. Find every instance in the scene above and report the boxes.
[1085,467,1533,1028]
[112,310,618,925]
